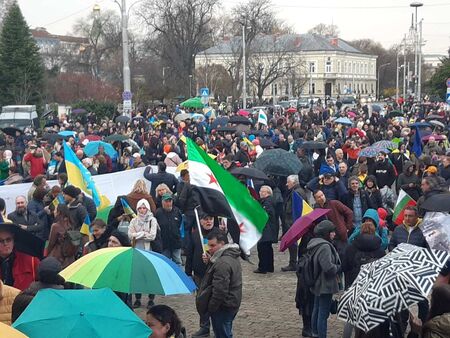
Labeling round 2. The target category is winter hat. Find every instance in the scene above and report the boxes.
[136,198,151,210]
[162,193,173,201]
[314,220,336,237]
[110,230,131,247]
[38,257,65,285]
[63,185,81,199]
[377,208,388,228]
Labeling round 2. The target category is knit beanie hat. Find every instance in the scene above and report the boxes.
[63,185,81,198]
[314,220,336,237]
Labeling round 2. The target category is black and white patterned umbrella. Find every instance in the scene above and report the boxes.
[337,244,450,332]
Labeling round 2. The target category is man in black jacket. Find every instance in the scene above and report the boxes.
[196,230,242,338]
[186,213,216,338]
[370,151,396,189]
[144,162,178,198]
[8,196,43,240]
[155,193,182,265]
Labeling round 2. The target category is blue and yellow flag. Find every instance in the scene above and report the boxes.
[80,214,93,240]
[51,194,65,209]
[292,191,313,221]
[120,197,136,218]
[63,143,110,210]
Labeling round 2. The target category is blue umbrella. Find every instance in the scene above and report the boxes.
[371,104,382,113]
[359,146,390,158]
[409,122,431,129]
[84,141,117,158]
[191,113,205,122]
[334,117,353,126]
[58,130,76,138]
[13,288,151,338]
[373,140,397,150]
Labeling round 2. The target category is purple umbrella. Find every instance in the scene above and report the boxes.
[72,108,87,114]
[279,208,330,252]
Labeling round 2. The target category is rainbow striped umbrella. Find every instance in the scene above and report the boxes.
[60,247,196,295]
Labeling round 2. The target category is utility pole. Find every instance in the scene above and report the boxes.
[403,35,407,100]
[121,0,131,117]
[242,25,247,109]
[417,19,423,102]
[410,2,423,102]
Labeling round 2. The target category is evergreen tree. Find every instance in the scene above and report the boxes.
[0,3,45,106]
[426,53,450,100]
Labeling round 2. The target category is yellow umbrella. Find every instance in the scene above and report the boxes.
[0,322,29,338]
[176,161,189,172]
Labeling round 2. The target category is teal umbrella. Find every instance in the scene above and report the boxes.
[13,288,151,338]
[180,97,204,109]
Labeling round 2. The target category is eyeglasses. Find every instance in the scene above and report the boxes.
[0,237,13,245]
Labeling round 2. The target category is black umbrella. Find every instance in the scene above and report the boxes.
[425,114,443,120]
[254,148,302,176]
[230,167,269,181]
[42,133,62,143]
[301,141,328,150]
[421,193,450,212]
[387,110,403,118]
[158,114,169,121]
[216,126,237,133]
[0,223,45,259]
[250,130,270,137]
[105,134,129,143]
[229,115,252,125]
[259,138,277,149]
[211,117,229,129]
[1,127,22,137]
[44,121,60,128]
[115,115,130,124]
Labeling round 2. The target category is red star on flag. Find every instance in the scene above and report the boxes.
[239,222,246,233]
[207,173,218,186]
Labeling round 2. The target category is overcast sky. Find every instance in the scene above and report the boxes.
[17,0,450,54]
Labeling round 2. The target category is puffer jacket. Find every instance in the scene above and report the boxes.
[196,244,242,315]
[388,220,427,251]
[422,313,450,338]
[0,281,20,325]
[348,209,389,250]
[307,238,341,296]
[342,234,385,287]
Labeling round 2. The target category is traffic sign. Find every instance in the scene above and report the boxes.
[200,87,209,97]
[201,96,209,105]
[122,91,132,101]
[123,99,132,110]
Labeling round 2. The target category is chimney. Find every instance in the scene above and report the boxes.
[330,38,338,46]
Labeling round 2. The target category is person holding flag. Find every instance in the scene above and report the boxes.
[62,185,87,231]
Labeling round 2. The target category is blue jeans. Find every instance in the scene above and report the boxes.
[312,294,333,338]
[162,248,182,265]
[210,310,236,338]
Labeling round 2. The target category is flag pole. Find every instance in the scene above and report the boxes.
[194,206,206,255]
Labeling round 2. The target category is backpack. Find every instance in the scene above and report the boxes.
[297,249,317,288]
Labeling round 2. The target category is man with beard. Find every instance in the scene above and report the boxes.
[370,151,396,189]
[7,196,43,240]
[23,146,47,179]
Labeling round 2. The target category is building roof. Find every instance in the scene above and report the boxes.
[201,33,369,56]
[31,28,88,45]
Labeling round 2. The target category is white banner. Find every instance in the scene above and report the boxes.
[0,166,178,214]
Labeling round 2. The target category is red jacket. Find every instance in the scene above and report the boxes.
[0,251,40,291]
[321,200,354,241]
[23,153,46,178]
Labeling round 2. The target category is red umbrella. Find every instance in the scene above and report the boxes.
[347,128,365,138]
[286,107,297,113]
[347,111,356,118]
[86,134,102,141]
[279,208,330,252]
[237,109,250,117]
[422,134,447,142]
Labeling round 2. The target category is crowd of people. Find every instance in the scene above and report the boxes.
[0,96,449,338]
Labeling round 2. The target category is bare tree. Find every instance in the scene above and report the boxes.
[246,35,301,103]
[308,23,339,37]
[139,0,220,96]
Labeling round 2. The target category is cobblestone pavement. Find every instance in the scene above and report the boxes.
[136,247,345,338]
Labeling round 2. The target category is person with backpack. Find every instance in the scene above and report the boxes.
[307,220,341,338]
[341,221,385,338]
[47,204,79,269]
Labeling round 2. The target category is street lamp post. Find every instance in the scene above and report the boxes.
[417,19,423,102]
[410,1,423,102]
[377,63,390,100]
[242,25,247,109]
[189,74,193,98]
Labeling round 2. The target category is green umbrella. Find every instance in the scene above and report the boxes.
[104,134,129,143]
[180,97,204,109]
[13,288,151,338]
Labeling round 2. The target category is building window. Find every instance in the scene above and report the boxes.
[309,62,316,73]
[311,83,315,94]
[274,83,278,96]
[365,63,368,74]
[371,83,374,93]
[357,83,360,93]
[353,62,356,74]
[337,61,341,73]
[325,57,332,73]
[337,83,341,93]
[365,83,368,93]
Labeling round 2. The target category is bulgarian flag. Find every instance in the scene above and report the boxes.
[186,138,268,252]
[393,189,417,225]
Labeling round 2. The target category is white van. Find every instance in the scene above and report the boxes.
[0,105,39,130]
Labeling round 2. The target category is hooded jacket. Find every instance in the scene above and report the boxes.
[348,209,389,250]
[154,206,182,251]
[0,281,19,325]
[389,219,427,251]
[371,158,396,188]
[342,234,385,287]
[422,313,450,338]
[364,175,383,209]
[396,161,421,201]
[196,243,242,315]
[307,238,341,296]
